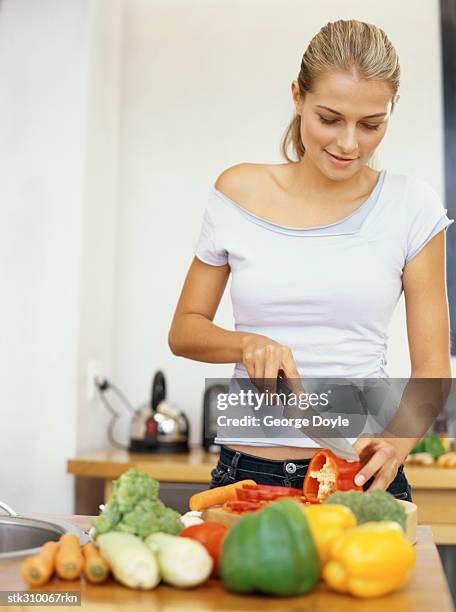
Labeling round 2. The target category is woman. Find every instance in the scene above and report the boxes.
[168,19,453,501]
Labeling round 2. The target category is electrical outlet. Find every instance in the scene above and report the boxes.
[87,360,104,402]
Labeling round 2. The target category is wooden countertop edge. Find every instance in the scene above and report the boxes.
[67,458,214,483]
[67,451,456,488]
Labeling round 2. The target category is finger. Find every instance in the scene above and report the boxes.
[253,350,266,393]
[280,348,303,395]
[264,348,280,403]
[354,447,389,487]
[365,471,392,492]
[353,437,373,460]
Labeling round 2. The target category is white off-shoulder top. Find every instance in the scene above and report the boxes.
[193,169,453,448]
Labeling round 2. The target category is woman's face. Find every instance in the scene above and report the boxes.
[292,71,398,178]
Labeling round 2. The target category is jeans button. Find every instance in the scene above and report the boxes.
[285,462,297,474]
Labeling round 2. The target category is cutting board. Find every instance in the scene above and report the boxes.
[203,500,418,543]
[202,506,243,528]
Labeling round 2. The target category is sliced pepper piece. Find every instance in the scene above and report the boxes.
[236,485,301,502]
[304,449,362,503]
[224,500,265,513]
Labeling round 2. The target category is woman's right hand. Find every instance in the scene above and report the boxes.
[240,334,303,397]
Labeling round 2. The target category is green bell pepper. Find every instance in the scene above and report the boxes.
[220,498,320,597]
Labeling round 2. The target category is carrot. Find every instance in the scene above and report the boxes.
[189,480,257,511]
[21,541,59,586]
[56,533,84,580]
[82,542,110,584]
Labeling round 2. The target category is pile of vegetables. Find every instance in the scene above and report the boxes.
[91,468,183,539]
[406,435,456,466]
[409,435,447,458]
[20,464,418,599]
[22,469,217,591]
[84,469,215,589]
[219,496,416,599]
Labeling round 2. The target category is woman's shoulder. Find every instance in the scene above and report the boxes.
[397,173,445,215]
[213,162,291,214]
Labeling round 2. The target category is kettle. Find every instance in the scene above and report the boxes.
[129,371,190,454]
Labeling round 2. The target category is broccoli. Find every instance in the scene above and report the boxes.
[325,489,407,531]
[91,468,182,539]
[114,499,183,538]
[113,468,159,512]
[91,499,121,534]
[152,508,184,536]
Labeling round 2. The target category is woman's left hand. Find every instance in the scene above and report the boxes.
[352,437,402,491]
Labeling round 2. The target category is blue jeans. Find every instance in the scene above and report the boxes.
[210,446,413,502]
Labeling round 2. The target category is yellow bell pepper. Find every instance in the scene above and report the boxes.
[441,437,451,453]
[304,504,357,563]
[323,521,416,598]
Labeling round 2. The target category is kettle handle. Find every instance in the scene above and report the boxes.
[151,371,166,411]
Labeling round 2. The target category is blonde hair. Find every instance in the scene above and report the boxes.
[281,19,400,169]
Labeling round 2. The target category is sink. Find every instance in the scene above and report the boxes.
[0,516,88,561]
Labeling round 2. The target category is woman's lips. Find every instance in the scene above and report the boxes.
[325,150,357,165]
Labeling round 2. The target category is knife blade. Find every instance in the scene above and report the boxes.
[276,377,360,462]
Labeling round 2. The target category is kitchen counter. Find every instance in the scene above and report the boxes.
[68,447,217,484]
[0,516,453,611]
[67,448,456,543]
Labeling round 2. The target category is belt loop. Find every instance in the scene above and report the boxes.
[229,451,242,479]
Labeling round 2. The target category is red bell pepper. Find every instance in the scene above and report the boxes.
[236,484,302,502]
[224,499,265,513]
[303,448,362,503]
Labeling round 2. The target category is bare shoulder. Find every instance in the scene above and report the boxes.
[214,163,267,203]
[214,162,292,209]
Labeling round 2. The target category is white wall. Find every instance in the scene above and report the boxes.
[76,0,123,454]
[0,0,123,513]
[0,0,90,513]
[111,0,447,448]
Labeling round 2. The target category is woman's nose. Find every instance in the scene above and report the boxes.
[336,127,359,156]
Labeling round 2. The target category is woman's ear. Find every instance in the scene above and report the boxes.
[291,80,302,115]
[391,93,400,113]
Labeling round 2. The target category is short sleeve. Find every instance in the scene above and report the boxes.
[194,193,229,266]
[405,178,454,264]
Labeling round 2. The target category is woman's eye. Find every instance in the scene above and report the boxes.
[318,116,338,125]
[318,116,381,131]
[362,123,381,131]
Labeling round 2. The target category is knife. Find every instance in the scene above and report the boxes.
[276,377,360,462]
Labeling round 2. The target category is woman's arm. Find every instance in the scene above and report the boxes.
[168,257,247,363]
[354,229,452,489]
